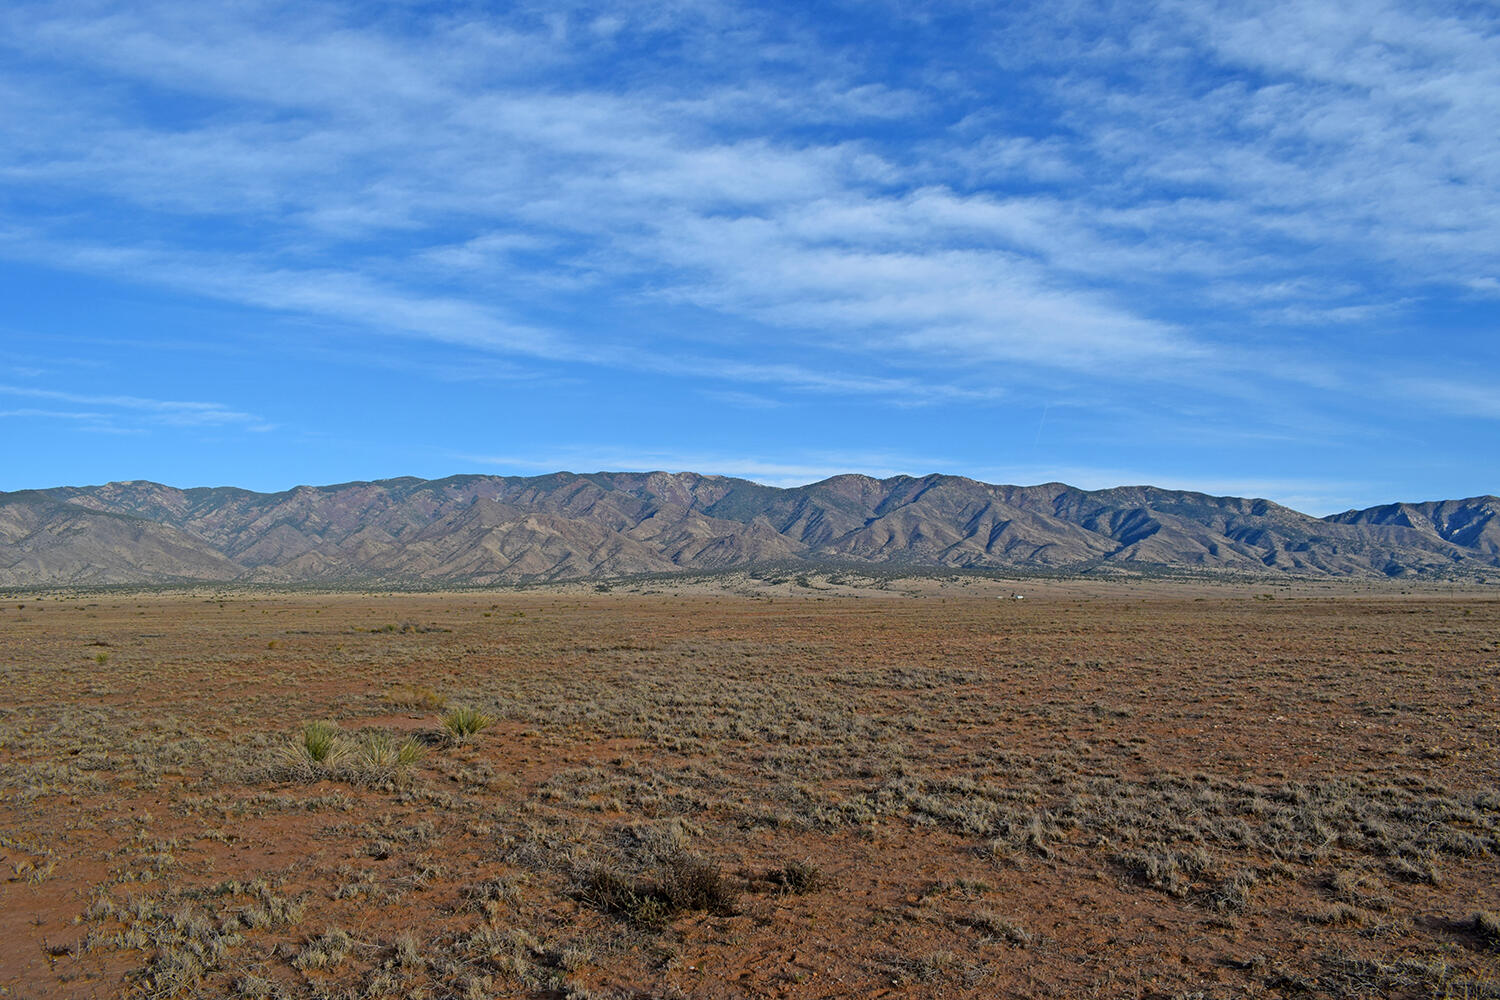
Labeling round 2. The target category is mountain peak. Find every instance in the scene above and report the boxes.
[2,472,1495,587]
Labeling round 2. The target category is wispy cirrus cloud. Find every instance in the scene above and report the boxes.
[0,408,110,421]
[0,384,268,430]
[1393,377,1500,421]
[0,0,1198,395]
[994,0,1500,301]
[0,0,1496,502]
[456,447,948,488]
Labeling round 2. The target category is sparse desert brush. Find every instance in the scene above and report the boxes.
[765,858,823,894]
[656,851,738,915]
[278,720,349,774]
[959,910,1033,946]
[292,928,354,971]
[1116,844,1214,898]
[299,721,343,763]
[384,682,445,710]
[10,589,1500,1000]
[575,851,737,925]
[358,730,425,772]
[443,705,494,741]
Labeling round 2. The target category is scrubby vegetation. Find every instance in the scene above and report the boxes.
[441,705,494,742]
[1,586,1497,997]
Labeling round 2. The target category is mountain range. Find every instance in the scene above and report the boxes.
[1,473,1496,587]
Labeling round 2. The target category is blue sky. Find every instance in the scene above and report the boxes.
[2,0,1496,514]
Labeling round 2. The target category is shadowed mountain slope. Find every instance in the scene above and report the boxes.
[1326,497,1500,558]
[1,473,1495,585]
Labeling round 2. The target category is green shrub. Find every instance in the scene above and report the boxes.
[443,706,494,742]
[277,721,349,776]
[396,737,424,767]
[299,721,344,764]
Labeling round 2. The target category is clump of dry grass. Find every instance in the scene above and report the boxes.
[1329,869,1392,911]
[291,928,354,971]
[1308,902,1363,926]
[1115,844,1214,898]
[958,910,1034,946]
[764,858,823,895]
[384,683,446,710]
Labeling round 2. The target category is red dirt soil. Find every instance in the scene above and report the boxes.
[1,581,1497,998]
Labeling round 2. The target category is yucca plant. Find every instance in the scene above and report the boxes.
[360,731,425,771]
[361,731,399,769]
[300,721,344,763]
[442,706,494,742]
[277,720,348,776]
[396,737,425,766]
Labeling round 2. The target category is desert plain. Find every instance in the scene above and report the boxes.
[1,574,1497,999]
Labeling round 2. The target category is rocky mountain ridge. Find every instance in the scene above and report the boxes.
[2,472,1496,586]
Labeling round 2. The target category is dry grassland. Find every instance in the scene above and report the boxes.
[1,581,1497,998]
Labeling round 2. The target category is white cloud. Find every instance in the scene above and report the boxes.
[0,384,263,428]
[0,408,109,420]
[0,1,1196,381]
[455,448,939,488]
[0,0,1495,424]
[1051,0,1500,291]
[1394,377,1500,420]
[0,233,569,360]
[695,388,784,409]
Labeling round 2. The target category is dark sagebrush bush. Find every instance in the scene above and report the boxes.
[765,859,824,895]
[575,852,737,925]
